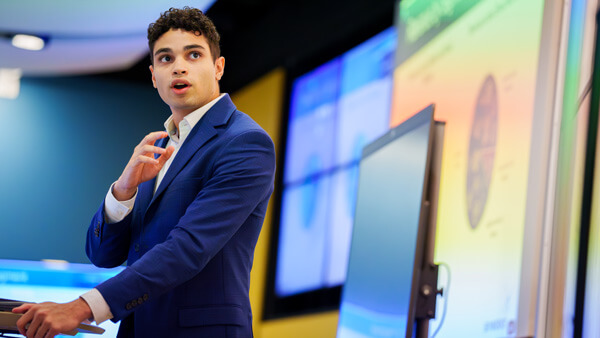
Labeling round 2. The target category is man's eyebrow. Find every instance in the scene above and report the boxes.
[154,45,205,57]
[154,47,172,57]
[184,44,206,51]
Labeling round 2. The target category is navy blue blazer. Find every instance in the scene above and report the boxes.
[85,95,275,337]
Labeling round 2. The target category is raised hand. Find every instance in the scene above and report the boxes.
[113,131,175,201]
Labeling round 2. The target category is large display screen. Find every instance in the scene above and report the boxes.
[274,27,397,299]
[390,0,545,336]
[582,3,600,336]
[0,259,123,337]
[337,106,433,338]
[584,118,600,338]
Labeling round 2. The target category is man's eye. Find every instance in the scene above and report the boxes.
[159,55,171,62]
[190,52,201,59]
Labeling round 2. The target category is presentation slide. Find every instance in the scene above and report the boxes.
[0,259,123,337]
[275,27,397,297]
[390,0,544,336]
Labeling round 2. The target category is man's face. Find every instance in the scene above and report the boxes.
[149,29,225,116]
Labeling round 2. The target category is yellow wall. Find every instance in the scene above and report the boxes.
[231,68,339,337]
[260,311,339,338]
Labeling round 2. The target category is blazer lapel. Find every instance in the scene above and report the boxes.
[149,94,236,208]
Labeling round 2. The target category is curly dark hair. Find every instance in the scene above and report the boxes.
[147,7,221,62]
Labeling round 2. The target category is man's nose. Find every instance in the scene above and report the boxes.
[172,60,187,75]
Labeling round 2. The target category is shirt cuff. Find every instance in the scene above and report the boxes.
[104,182,136,223]
[80,288,113,324]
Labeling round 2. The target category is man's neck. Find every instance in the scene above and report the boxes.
[169,93,222,134]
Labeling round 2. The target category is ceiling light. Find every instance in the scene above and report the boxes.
[11,34,45,51]
[0,68,22,99]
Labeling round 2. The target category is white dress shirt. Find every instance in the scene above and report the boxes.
[80,94,225,324]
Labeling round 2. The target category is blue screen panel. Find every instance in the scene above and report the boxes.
[275,175,332,296]
[323,165,360,287]
[275,27,398,300]
[284,60,341,185]
[337,108,432,337]
[0,259,123,337]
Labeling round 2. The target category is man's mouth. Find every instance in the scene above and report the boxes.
[171,80,191,94]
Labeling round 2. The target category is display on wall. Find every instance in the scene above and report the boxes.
[390,0,545,336]
[266,26,397,317]
[584,115,600,338]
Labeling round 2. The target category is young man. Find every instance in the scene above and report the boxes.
[13,7,275,337]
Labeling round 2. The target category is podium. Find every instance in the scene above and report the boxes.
[0,299,104,336]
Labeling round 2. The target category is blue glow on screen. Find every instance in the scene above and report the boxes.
[0,259,123,337]
[337,117,431,338]
[276,27,398,297]
[276,176,331,295]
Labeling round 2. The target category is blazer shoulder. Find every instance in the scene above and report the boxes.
[226,109,272,138]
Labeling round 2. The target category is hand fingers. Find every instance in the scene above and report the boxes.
[15,305,34,335]
[35,321,50,338]
[46,328,60,337]
[157,146,175,166]
[13,303,34,313]
[27,309,44,338]
[137,144,168,157]
[141,131,169,146]
[46,328,60,338]
[132,131,167,155]
[133,154,160,166]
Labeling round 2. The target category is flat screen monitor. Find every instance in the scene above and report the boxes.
[337,104,435,338]
[0,259,123,337]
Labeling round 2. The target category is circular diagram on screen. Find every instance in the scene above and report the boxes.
[466,75,498,230]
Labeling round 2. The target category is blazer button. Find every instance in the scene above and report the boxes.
[134,244,140,252]
[126,303,132,310]
[143,294,149,301]
[137,297,144,304]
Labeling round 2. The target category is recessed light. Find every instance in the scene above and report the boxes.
[0,68,22,99]
[12,34,45,51]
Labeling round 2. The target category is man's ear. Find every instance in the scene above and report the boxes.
[215,57,225,81]
[149,65,157,88]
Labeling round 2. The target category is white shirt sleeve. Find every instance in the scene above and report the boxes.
[80,288,113,324]
[104,182,137,223]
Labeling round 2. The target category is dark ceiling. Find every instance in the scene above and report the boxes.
[95,0,397,93]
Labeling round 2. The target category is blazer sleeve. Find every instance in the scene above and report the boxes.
[95,128,276,320]
[86,200,133,268]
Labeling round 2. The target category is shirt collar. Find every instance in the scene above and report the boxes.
[163,93,226,144]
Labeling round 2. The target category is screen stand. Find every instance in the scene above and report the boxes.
[415,263,441,336]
